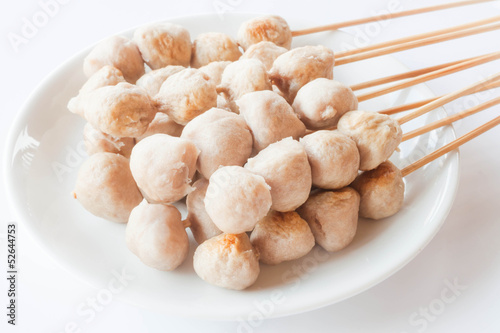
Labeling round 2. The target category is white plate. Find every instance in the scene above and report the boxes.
[4,13,459,320]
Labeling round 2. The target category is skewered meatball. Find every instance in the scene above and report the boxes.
[83,35,145,83]
[237,90,306,152]
[135,65,185,96]
[351,160,405,220]
[126,200,189,271]
[133,22,192,69]
[181,108,253,179]
[269,45,335,103]
[68,82,156,138]
[193,233,260,290]
[199,61,231,85]
[73,152,143,223]
[297,187,360,252]
[129,134,199,203]
[300,130,359,189]
[155,68,217,125]
[186,178,222,244]
[250,211,315,265]
[204,166,272,234]
[245,137,312,212]
[136,112,184,142]
[79,65,125,94]
[217,59,271,113]
[240,41,287,71]
[191,32,242,68]
[337,110,402,171]
[292,78,358,129]
[237,15,292,51]
[83,123,135,158]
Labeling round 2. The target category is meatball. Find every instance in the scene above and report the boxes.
[300,130,359,189]
[269,45,335,103]
[240,41,287,71]
[73,152,143,223]
[133,22,192,69]
[297,188,360,252]
[126,200,189,271]
[193,233,260,290]
[292,78,358,129]
[204,166,272,234]
[250,211,315,265]
[199,61,231,85]
[68,82,156,138]
[237,15,292,51]
[79,65,125,94]
[135,112,184,142]
[83,123,135,158]
[191,32,242,68]
[337,110,402,171]
[351,161,405,220]
[245,137,312,212]
[155,68,217,125]
[186,178,222,244]
[181,108,253,179]
[135,65,185,96]
[129,134,199,203]
[83,35,145,83]
[237,90,306,152]
[217,59,271,113]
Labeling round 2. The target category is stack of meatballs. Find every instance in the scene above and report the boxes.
[70,15,405,290]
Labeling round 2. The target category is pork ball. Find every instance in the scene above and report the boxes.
[245,137,312,212]
[237,90,306,152]
[204,166,272,234]
[292,78,358,129]
[337,110,402,171]
[130,134,199,203]
[135,65,185,96]
[135,112,184,142]
[68,82,156,138]
[297,187,360,252]
[83,123,135,158]
[79,65,125,94]
[237,15,292,51]
[193,233,260,290]
[250,211,315,265]
[191,32,242,68]
[155,68,217,125]
[351,160,405,220]
[186,178,222,244]
[269,45,335,103]
[126,200,189,271]
[73,152,143,223]
[240,41,287,71]
[300,130,359,189]
[181,108,253,179]
[217,59,271,113]
[133,22,191,69]
[199,61,231,85]
[83,35,145,83]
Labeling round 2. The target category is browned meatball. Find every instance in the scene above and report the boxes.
[240,41,287,71]
[191,32,242,68]
[135,65,185,97]
[237,15,292,51]
[135,112,184,142]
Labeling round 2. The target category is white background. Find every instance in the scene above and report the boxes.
[1,0,500,332]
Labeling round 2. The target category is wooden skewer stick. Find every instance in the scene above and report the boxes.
[379,80,500,115]
[356,51,500,102]
[398,72,500,124]
[401,114,500,177]
[337,14,500,58]
[402,95,500,141]
[335,21,500,66]
[291,0,495,37]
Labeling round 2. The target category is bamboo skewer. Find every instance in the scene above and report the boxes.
[335,21,500,66]
[356,51,500,102]
[401,114,500,177]
[336,14,500,58]
[291,0,495,37]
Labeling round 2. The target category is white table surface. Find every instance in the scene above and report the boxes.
[1,0,500,332]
